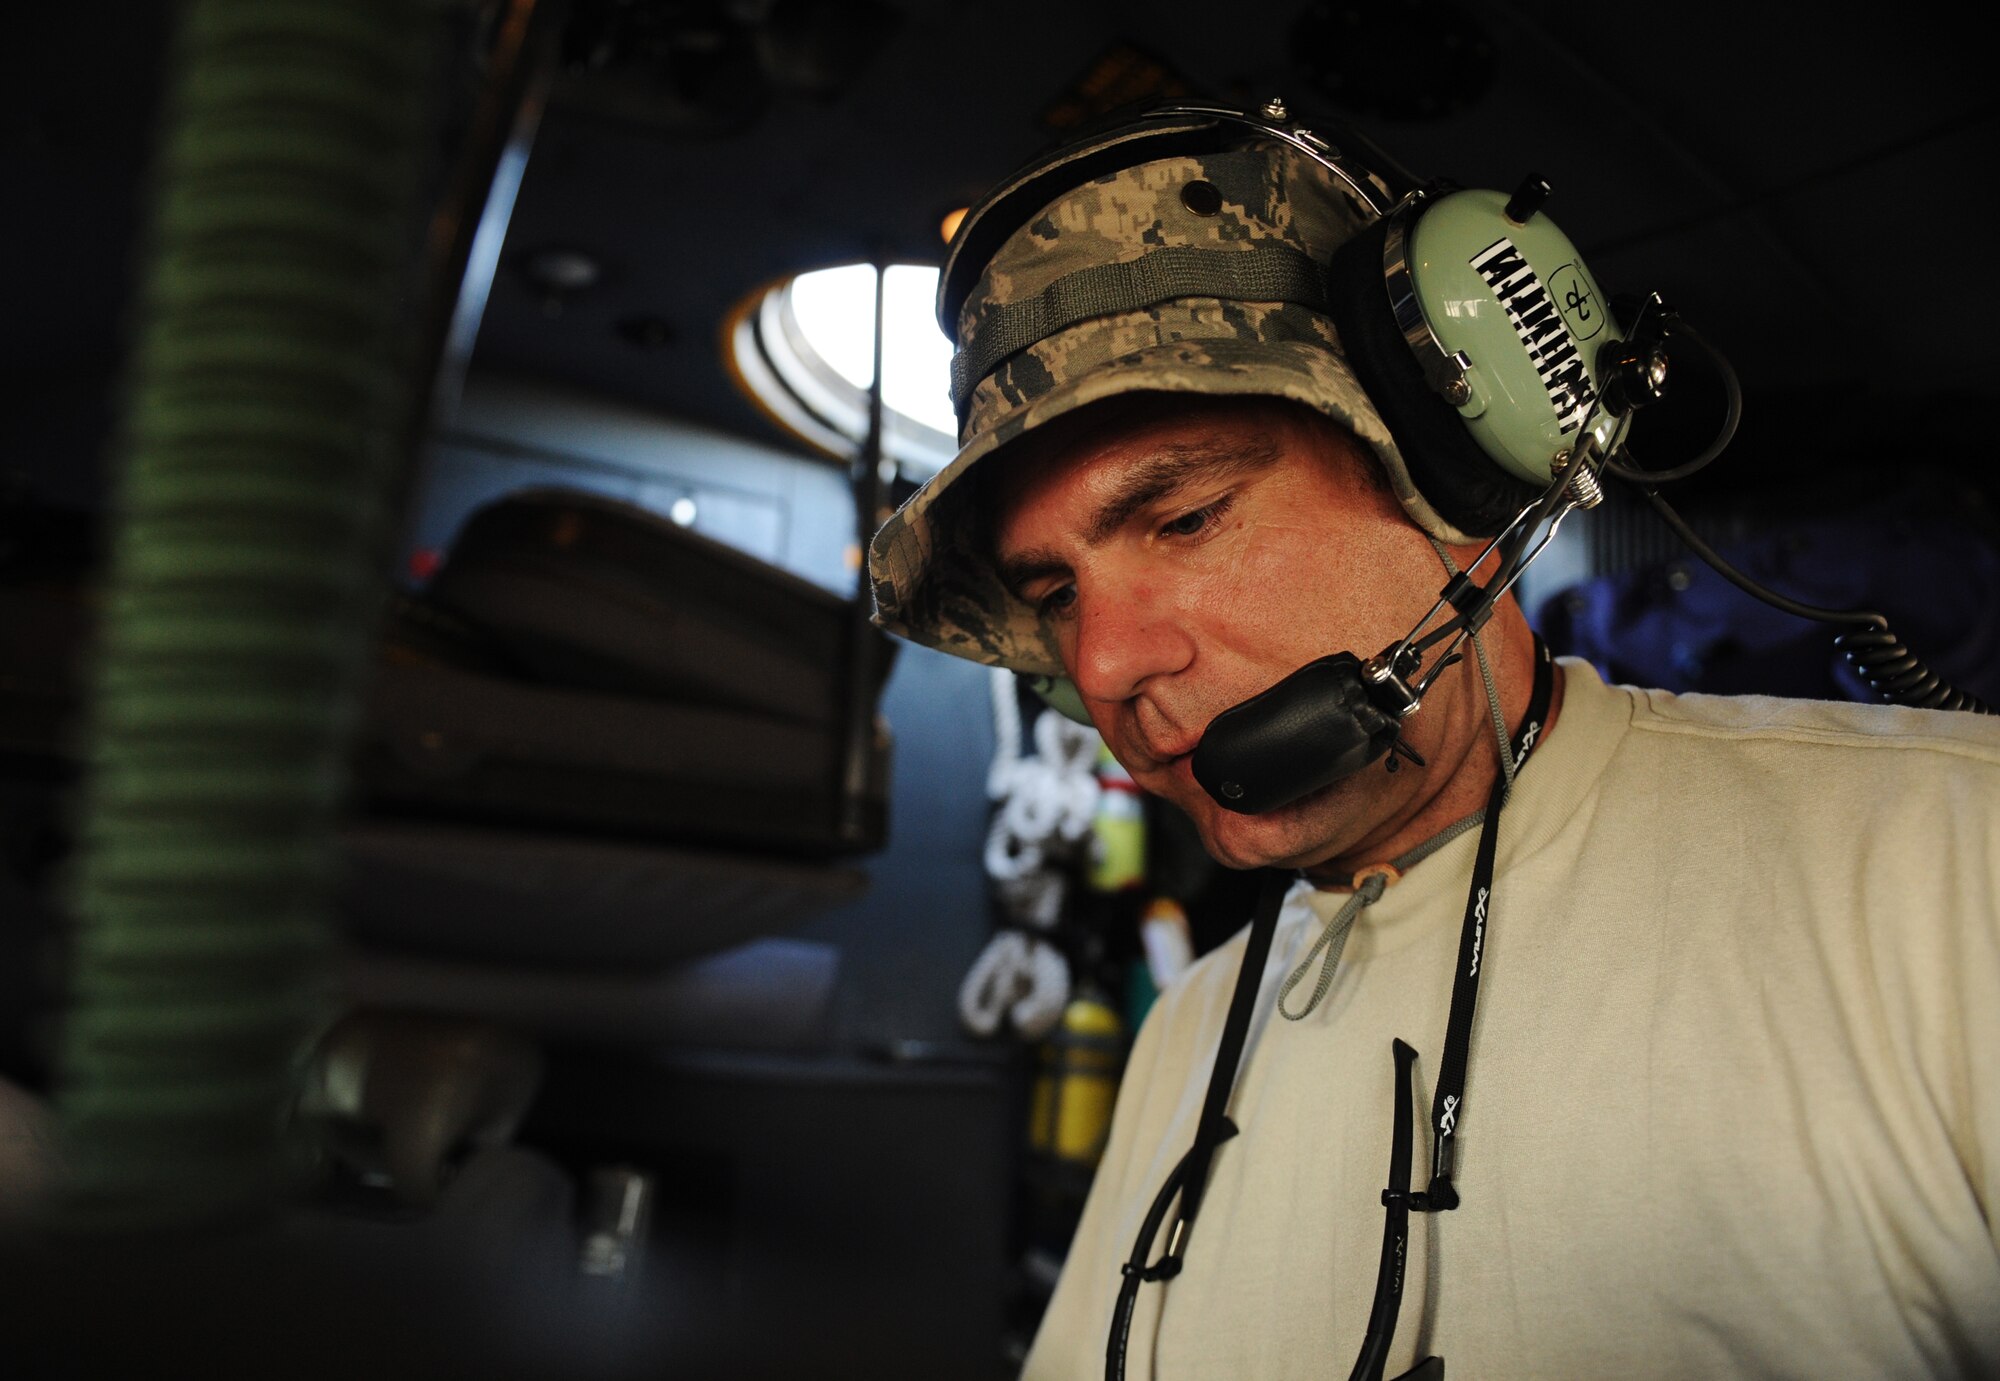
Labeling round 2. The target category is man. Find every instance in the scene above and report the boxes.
[869,103,2000,1378]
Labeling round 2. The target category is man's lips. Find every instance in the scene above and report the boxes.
[1124,699,1234,774]
[1132,732,1199,773]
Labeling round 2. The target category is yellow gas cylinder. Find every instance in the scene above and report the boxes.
[1027,990,1125,1167]
[1087,746,1147,893]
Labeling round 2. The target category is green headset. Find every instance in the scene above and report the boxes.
[941,98,1656,727]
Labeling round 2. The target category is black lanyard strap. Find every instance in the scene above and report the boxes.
[1182,865,1293,1223]
[1418,636,1552,1210]
[1105,866,1287,1381]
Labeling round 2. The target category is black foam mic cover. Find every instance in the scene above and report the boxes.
[1191,652,1402,814]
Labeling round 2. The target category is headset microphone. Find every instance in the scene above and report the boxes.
[1190,652,1415,814]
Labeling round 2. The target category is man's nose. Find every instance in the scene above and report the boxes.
[1069,587,1195,705]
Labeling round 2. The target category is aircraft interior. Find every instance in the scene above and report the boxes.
[3,2,1996,1378]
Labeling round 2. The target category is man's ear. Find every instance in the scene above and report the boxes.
[1024,673,1093,725]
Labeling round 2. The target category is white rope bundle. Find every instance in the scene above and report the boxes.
[958,668,1104,1039]
[957,931,1074,1040]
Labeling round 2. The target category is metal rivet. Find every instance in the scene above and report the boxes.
[1443,378,1471,406]
[1181,180,1223,216]
[1260,96,1290,123]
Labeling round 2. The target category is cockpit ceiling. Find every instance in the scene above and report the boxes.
[11,2,1997,504]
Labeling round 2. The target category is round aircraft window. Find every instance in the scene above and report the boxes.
[726,262,957,475]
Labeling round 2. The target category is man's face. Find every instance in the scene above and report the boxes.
[990,397,1464,872]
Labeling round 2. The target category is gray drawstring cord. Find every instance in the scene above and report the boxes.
[1277,806,1487,1020]
[1277,870,1386,1020]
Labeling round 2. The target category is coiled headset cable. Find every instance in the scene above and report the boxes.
[1602,318,1992,716]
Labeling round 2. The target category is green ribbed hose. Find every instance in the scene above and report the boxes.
[57,0,436,1228]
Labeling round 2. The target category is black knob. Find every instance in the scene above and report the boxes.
[1503,174,1550,225]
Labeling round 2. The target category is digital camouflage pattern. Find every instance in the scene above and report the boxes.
[868,141,1459,676]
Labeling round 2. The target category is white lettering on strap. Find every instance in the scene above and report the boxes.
[1468,886,1489,977]
[1513,718,1541,769]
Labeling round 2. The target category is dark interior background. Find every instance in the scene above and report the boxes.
[11,1,1999,512]
[3,3,1997,1379]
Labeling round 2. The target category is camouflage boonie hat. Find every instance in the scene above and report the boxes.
[868,116,1460,677]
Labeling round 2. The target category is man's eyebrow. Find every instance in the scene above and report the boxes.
[993,432,1283,600]
[1081,433,1282,544]
[996,548,1070,601]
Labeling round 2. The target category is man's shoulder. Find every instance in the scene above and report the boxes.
[1555,673,2000,874]
[1601,673,2000,771]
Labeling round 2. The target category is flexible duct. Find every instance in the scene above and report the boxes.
[56,0,435,1228]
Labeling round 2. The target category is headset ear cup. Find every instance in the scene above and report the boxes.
[1025,674,1094,726]
[1323,215,1538,538]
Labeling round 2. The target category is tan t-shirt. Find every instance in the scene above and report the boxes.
[1024,660,2000,1380]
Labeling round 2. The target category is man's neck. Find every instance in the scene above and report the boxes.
[1303,622,1564,889]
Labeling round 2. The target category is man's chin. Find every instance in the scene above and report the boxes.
[1185,780,1349,873]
